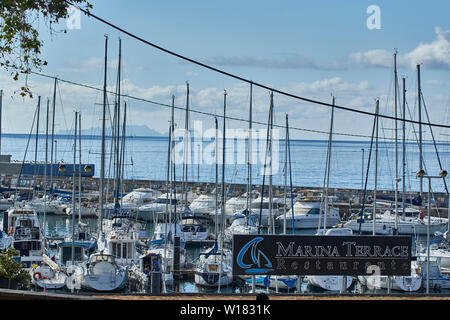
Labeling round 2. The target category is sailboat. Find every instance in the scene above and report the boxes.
[303,99,353,292]
[194,244,233,287]
[81,37,128,293]
[30,254,68,290]
[224,213,258,242]
[194,93,234,290]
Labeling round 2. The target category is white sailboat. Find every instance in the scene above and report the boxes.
[81,252,128,292]
[137,193,182,222]
[195,92,234,290]
[194,245,233,287]
[247,197,284,227]
[188,194,216,217]
[181,216,210,242]
[209,196,248,225]
[30,254,68,290]
[306,226,354,291]
[224,213,257,242]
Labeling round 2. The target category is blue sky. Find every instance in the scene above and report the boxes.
[0,0,449,142]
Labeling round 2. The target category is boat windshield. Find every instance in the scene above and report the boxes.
[60,246,84,264]
[156,198,178,205]
[252,202,270,209]
[90,254,114,264]
[306,208,321,215]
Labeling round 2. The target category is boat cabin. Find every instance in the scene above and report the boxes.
[57,242,87,266]
[140,253,162,274]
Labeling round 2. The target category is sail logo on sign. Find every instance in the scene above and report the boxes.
[236,237,274,274]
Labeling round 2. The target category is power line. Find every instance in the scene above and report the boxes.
[25,69,449,143]
[66,0,450,130]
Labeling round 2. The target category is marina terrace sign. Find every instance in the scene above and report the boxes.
[232,235,412,276]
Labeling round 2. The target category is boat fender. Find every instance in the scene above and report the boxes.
[33,272,43,281]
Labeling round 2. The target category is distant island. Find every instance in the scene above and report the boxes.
[57,125,166,137]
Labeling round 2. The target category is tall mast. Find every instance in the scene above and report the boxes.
[33,96,41,200]
[99,35,108,234]
[114,38,122,214]
[417,64,423,197]
[214,117,219,240]
[43,99,49,244]
[324,96,334,232]
[268,92,274,235]
[183,82,190,205]
[394,53,399,232]
[71,111,78,263]
[120,102,127,210]
[50,78,57,194]
[318,96,334,233]
[283,114,288,235]
[373,100,379,236]
[402,78,406,217]
[218,90,227,293]
[247,84,253,212]
[78,112,82,225]
[287,116,295,233]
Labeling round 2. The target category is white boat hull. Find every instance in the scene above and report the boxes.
[280,215,341,230]
[307,275,353,291]
[81,271,127,292]
[358,275,422,292]
[345,219,448,235]
[194,271,233,287]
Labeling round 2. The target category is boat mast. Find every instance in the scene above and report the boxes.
[183,82,190,206]
[247,84,253,212]
[50,78,57,194]
[170,96,175,226]
[43,98,49,245]
[287,115,295,232]
[71,111,78,263]
[33,96,41,200]
[218,90,227,293]
[163,95,175,293]
[114,38,122,216]
[269,92,274,235]
[394,52,399,232]
[120,102,127,210]
[214,117,219,240]
[283,114,288,235]
[78,112,82,225]
[324,96,334,232]
[373,100,379,236]
[417,64,423,197]
[402,78,406,218]
[318,96,334,233]
[99,35,108,235]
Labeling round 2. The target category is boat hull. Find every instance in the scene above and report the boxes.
[307,275,353,291]
[345,220,448,235]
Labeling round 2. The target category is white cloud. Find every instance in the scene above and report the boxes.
[201,54,346,71]
[350,27,450,70]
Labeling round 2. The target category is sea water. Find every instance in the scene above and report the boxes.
[1,134,449,192]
